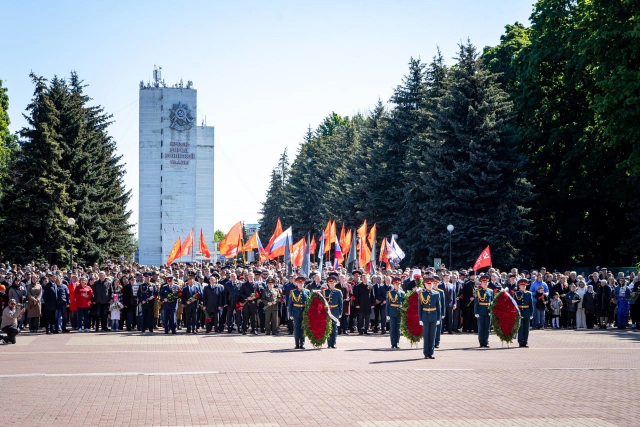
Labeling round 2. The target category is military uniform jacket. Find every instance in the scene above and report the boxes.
[287,288,309,318]
[137,283,157,304]
[385,289,405,318]
[418,290,442,323]
[261,288,281,312]
[159,283,179,310]
[514,290,533,318]
[474,288,494,316]
[322,288,343,319]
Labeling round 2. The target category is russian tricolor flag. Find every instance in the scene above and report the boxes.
[333,239,344,270]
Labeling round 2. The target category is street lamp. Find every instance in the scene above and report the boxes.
[67,218,76,269]
[447,224,454,270]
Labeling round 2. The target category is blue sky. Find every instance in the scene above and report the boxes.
[1,1,534,235]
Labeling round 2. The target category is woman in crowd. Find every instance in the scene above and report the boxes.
[615,277,630,329]
[74,277,93,332]
[26,274,42,332]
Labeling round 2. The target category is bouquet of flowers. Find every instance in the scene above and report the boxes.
[235,301,243,312]
[186,292,201,305]
[166,288,182,303]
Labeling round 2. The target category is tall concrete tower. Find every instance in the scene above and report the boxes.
[138,68,214,266]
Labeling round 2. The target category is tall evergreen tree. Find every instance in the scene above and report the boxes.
[1,73,71,263]
[0,79,19,199]
[420,41,532,268]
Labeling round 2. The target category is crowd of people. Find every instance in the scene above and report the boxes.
[0,260,638,347]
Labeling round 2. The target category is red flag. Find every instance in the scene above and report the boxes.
[358,238,371,268]
[264,218,283,253]
[309,235,317,254]
[199,229,211,258]
[473,246,492,272]
[166,237,181,265]
[179,229,194,257]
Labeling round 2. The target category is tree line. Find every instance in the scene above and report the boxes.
[0,72,134,265]
[259,0,640,269]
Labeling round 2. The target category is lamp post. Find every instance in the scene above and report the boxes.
[67,218,76,269]
[446,224,454,270]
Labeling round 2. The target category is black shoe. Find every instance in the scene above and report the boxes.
[242,331,246,335]
[192,331,197,334]
[171,331,177,335]
[485,345,490,348]
[300,346,305,349]
[61,329,70,333]
[359,332,363,335]
[295,345,300,349]
[424,356,429,359]
[227,330,232,334]
[253,331,259,335]
[364,331,369,335]
[46,331,51,335]
[435,345,439,349]
[523,345,529,348]
[428,356,435,359]
[448,331,453,335]
[165,331,169,334]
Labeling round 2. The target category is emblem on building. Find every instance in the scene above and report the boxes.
[169,102,194,131]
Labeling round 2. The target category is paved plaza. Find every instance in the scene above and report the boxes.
[1,327,639,426]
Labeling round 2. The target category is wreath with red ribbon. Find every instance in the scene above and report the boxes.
[400,289,423,344]
[303,291,332,347]
[489,289,521,343]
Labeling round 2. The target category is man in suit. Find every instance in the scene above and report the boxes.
[42,272,58,335]
[439,272,458,334]
[203,273,224,333]
[181,272,201,334]
[239,272,259,335]
[353,272,374,335]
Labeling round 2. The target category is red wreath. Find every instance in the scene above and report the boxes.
[303,292,332,347]
[490,290,521,343]
[400,290,423,344]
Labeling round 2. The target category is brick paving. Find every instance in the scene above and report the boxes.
[0,327,639,426]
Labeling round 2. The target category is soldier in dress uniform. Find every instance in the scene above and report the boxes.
[515,278,533,347]
[288,275,309,349]
[159,274,178,334]
[386,277,405,349]
[323,276,343,349]
[433,275,445,348]
[474,274,494,348]
[418,276,442,359]
[137,273,157,333]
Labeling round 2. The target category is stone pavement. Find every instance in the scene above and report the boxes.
[0,327,639,426]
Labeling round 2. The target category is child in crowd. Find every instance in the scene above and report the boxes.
[550,292,563,329]
[109,295,123,331]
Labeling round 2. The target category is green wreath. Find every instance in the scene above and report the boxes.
[489,290,521,343]
[303,291,332,348]
[400,287,423,345]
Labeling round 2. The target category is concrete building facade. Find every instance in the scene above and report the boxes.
[138,73,214,266]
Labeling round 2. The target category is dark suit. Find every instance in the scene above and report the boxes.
[353,282,374,334]
[240,281,259,333]
[43,281,58,333]
[439,281,458,333]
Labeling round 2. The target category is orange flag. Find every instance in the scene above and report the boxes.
[367,223,377,248]
[166,237,181,265]
[358,237,371,267]
[339,223,346,248]
[218,222,243,257]
[379,238,389,270]
[343,229,352,255]
[179,229,194,257]
[292,237,306,268]
[309,235,317,254]
[357,220,367,239]
[323,220,336,253]
[264,218,282,253]
[243,231,259,252]
[199,229,211,258]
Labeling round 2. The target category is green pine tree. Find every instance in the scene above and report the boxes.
[1,73,71,263]
[420,40,532,267]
